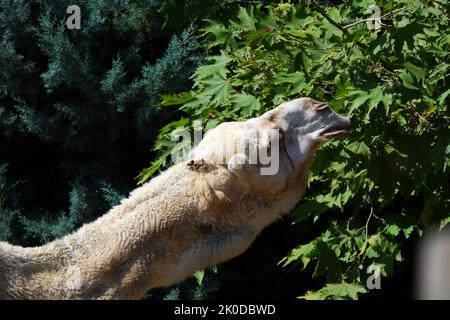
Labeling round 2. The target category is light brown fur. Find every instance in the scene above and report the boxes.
[0,97,350,299]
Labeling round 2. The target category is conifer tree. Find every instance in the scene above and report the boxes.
[0,0,201,245]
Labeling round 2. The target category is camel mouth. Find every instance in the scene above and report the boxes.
[320,126,350,139]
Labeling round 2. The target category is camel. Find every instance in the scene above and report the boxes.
[0,97,350,299]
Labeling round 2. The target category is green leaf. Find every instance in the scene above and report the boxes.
[234,6,256,31]
[347,141,371,157]
[404,62,426,80]
[203,20,236,49]
[366,90,384,120]
[137,152,170,184]
[387,224,401,236]
[280,241,317,268]
[292,200,329,222]
[274,72,311,96]
[231,93,261,117]
[398,69,419,90]
[193,270,205,285]
[203,75,231,103]
[205,119,220,131]
[299,290,323,300]
[300,283,367,300]
[437,88,450,105]
[243,30,269,45]
[385,214,417,239]
[347,92,371,115]
[160,92,193,106]
[385,144,408,158]
[195,51,230,80]
[440,216,450,230]
[312,241,342,280]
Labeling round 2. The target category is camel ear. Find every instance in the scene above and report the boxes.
[257,127,282,157]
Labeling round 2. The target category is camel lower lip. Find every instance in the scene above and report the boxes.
[322,129,349,139]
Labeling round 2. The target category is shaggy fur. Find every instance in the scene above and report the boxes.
[0,97,350,299]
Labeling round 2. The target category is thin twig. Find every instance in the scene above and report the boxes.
[307,0,404,74]
[308,0,351,37]
[344,18,386,30]
[343,8,406,29]
[357,204,375,257]
[364,204,374,241]
[373,214,383,221]
[308,0,368,50]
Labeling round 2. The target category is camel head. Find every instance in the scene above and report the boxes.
[257,97,351,174]
[189,97,350,196]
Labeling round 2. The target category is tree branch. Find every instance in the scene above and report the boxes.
[308,0,351,37]
[307,0,403,74]
[343,8,406,29]
[308,0,369,50]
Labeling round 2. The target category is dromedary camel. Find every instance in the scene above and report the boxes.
[0,97,350,299]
